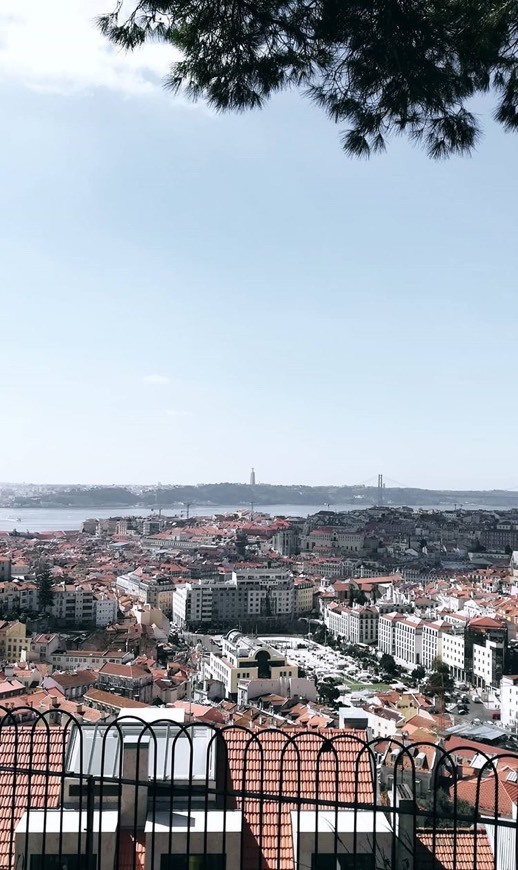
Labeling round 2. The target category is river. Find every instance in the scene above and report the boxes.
[0,500,513,532]
[0,504,364,532]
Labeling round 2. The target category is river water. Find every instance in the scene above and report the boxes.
[0,504,363,532]
[0,500,513,532]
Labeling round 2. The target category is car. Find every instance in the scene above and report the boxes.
[457,707,469,715]
[472,696,482,703]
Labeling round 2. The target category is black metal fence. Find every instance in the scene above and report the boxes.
[0,705,516,869]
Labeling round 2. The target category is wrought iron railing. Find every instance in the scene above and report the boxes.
[0,706,515,869]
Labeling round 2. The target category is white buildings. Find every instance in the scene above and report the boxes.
[421,620,452,669]
[441,629,466,680]
[378,613,405,658]
[117,570,175,616]
[51,584,117,628]
[500,675,518,731]
[324,603,379,645]
[472,637,506,689]
[172,570,296,629]
[378,614,426,666]
[349,607,379,645]
[300,528,365,553]
[204,631,298,699]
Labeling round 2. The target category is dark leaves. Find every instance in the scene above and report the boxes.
[98,0,518,157]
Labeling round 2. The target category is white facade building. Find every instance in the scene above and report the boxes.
[500,675,518,731]
[441,630,466,680]
[204,631,298,698]
[421,620,452,669]
[172,570,295,629]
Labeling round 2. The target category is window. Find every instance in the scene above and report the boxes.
[31,857,96,870]
[161,857,225,870]
[312,855,374,869]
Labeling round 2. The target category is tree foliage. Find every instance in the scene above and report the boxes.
[35,564,54,611]
[380,653,398,674]
[99,1,518,158]
[318,680,340,705]
[426,657,454,693]
[419,787,475,827]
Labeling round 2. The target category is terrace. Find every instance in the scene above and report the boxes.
[0,707,515,869]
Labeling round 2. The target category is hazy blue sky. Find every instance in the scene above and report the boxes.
[1,2,517,490]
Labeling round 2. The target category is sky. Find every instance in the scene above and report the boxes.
[0,2,517,491]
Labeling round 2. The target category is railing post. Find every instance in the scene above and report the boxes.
[85,774,95,869]
[394,785,415,870]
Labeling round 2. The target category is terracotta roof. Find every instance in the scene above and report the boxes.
[98,663,149,679]
[223,728,374,870]
[84,688,150,709]
[415,829,493,870]
[0,727,65,868]
[50,669,97,689]
[468,616,505,629]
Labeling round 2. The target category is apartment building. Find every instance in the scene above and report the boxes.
[441,629,466,680]
[500,674,518,731]
[466,617,507,689]
[43,669,97,700]
[117,570,176,616]
[51,584,94,627]
[300,527,365,553]
[0,581,38,614]
[0,557,11,582]
[348,607,378,644]
[421,620,452,669]
[294,578,315,613]
[378,612,406,657]
[0,620,27,662]
[204,631,298,698]
[393,615,425,665]
[172,569,295,629]
[96,662,154,703]
[50,649,134,671]
[29,633,61,662]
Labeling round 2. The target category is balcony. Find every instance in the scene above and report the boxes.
[0,707,515,869]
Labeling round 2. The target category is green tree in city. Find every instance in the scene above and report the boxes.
[419,788,475,827]
[318,681,340,706]
[99,1,518,158]
[412,665,426,681]
[380,653,398,675]
[350,587,368,606]
[426,657,454,694]
[235,530,249,559]
[35,564,54,612]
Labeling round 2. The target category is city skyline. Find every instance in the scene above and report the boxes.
[1,3,517,489]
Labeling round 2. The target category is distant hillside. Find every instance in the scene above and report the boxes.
[9,483,518,509]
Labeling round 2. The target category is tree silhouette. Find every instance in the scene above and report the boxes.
[99,1,518,158]
[35,564,54,612]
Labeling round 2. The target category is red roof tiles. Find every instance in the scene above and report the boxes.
[415,829,494,870]
[224,728,374,870]
[0,727,65,869]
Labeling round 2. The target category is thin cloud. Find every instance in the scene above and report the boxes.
[141,374,170,385]
[0,1,179,96]
[165,409,189,418]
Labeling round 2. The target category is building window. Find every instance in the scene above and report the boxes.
[160,857,225,870]
[312,856,374,870]
[31,857,96,870]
